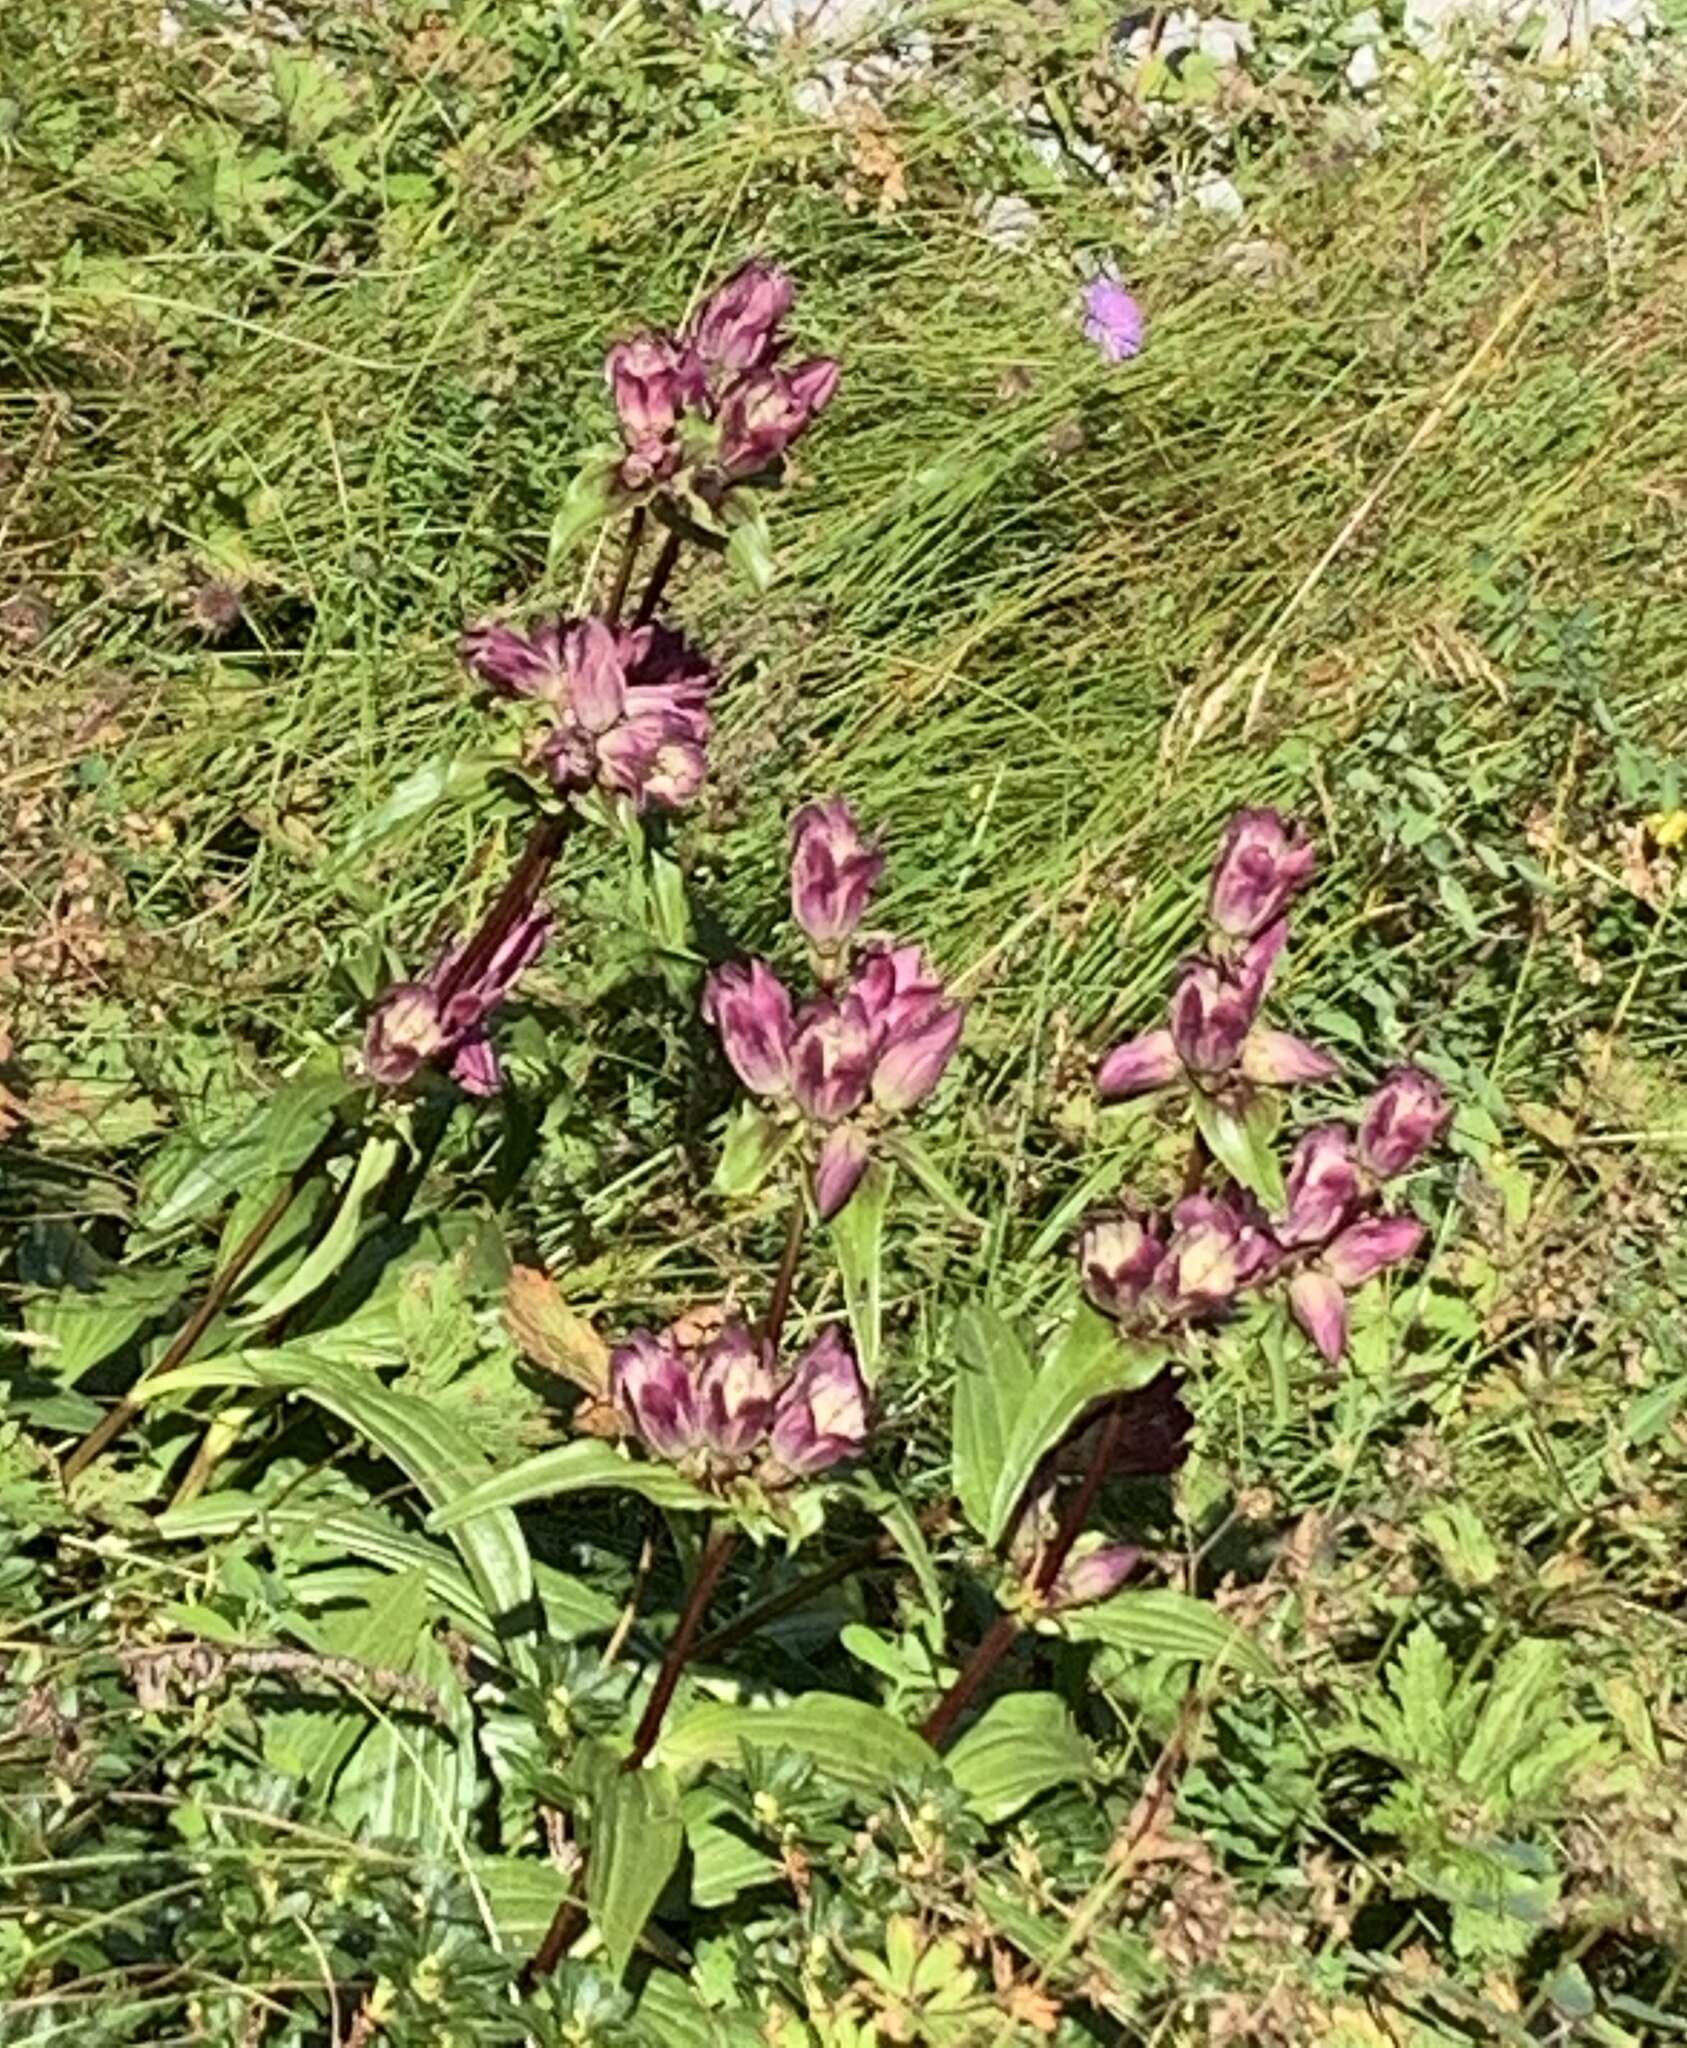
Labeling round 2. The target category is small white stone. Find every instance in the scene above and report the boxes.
[1345,41,1382,87]
[978,193,1041,250]
[1194,174,1245,219]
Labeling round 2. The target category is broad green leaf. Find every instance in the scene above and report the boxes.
[477,1856,574,1947]
[1193,1092,1285,1211]
[586,1755,685,1979]
[683,1787,778,1909]
[947,1693,1092,1822]
[335,752,506,868]
[656,1695,936,1796]
[831,1159,893,1382]
[157,1493,618,1649]
[713,1102,799,1200]
[634,1971,765,2048]
[985,1311,1166,1544]
[1060,1588,1272,1679]
[952,1304,1035,1539]
[330,1628,477,1853]
[548,455,619,564]
[723,495,777,592]
[426,1439,713,1529]
[26,1271,186,1386]
[135,1060,352,1244]
[263,1568,429,1791]
[235,1132,399,1323]
[143,1352,537,1675]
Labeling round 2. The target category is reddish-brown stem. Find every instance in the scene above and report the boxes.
[633,530,682,626]
[920,1612,1022,1750]
[919,1400,1131,1750]
[624,1524,738,1771]
[437,813,569,1004]
[1031,1402,1128,1597]
[60,1122,346,1485]
[604,507,646,627]
[763,1199,807,1352]
[693,1501,951,1663]
[524,1523,738,1988]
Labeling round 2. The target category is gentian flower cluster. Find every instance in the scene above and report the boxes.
[1274,1069,1449,1360]
[1080,811,1449,1361]
[612,1315,869,1488]
[1098,809,1334,1103]
[703,801,964,1219]
[605,260,841,501]
[462,616,717,811]
[363,902,551,1098]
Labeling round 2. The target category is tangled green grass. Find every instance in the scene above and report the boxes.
[4,2,1687,2042]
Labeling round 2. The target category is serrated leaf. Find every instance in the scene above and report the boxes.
[947,1693,1091,1821]
[1193,1092,1285,1210]
[831,1159,893,1382]
[986,1312,1166,1544]
[141,1350,538,1675]
[1420,1501,1500,1589]
[656,1695,936,1795]
[587,1760,685,1979]
[1059,1588,1272,1678]
[951,1304,1035,1539]
[426,1439,713,1529]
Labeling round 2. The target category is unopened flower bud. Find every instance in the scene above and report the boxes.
[790,996,874,1123]
[694,1324,776,1457]
[1169,958,1259,1077]
[688,259,794,376]
[1079,1212,1165,1318]
[703,961,795,1098]
[611,1330,699,1459]
[717,359,840,477]
[768,1328,869,1477]
[1050,1540,1142,1610]
[1208,809,1315,940]
[1358,1067,1449,1179]
[789,799,883,949]
[1280,1124,1360,1246]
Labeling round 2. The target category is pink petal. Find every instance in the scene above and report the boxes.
[1324,1215,1424,1288]
[1097,1028,1180,1099]
[450,1031,502,1097]
[815,1123,871,1220]
[1289,1270,1348,1363]
[1240,1029,1341,1087]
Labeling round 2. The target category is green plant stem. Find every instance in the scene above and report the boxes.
[919,1401,1130,1750]
[633,529,682,625]
[604,506,646,626]
[60,1122,346,1487]
[524,1521,738,1989]
[763,1198,807,1350]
